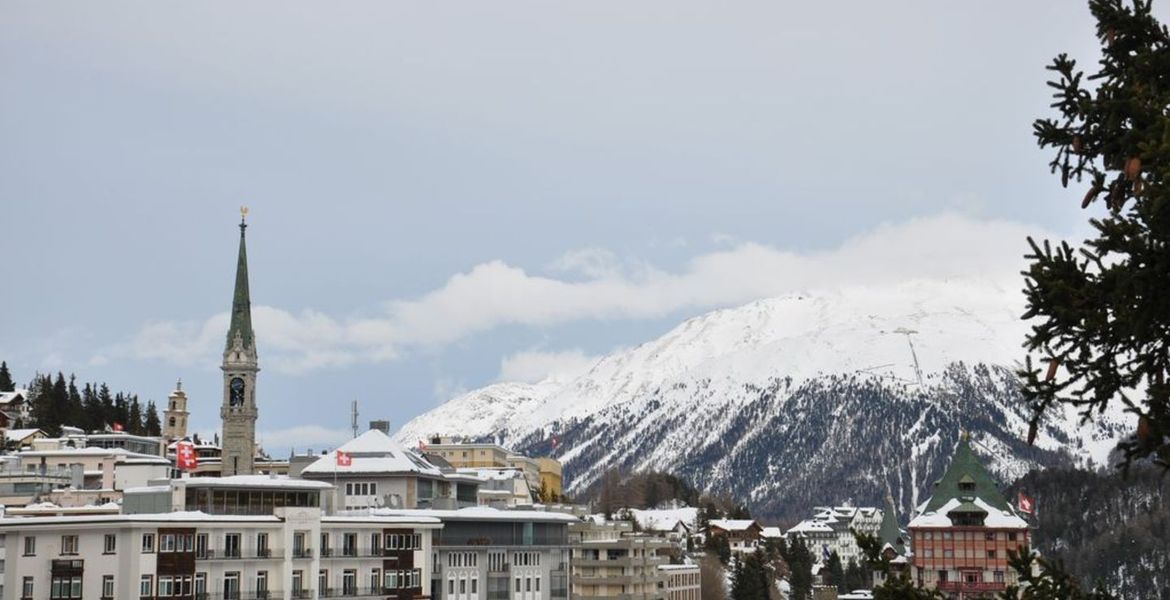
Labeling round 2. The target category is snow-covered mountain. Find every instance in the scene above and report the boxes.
[395,278,1129,520]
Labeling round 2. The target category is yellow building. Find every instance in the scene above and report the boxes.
[537,457,564,499]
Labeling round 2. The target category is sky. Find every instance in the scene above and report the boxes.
[3,1,1159,453]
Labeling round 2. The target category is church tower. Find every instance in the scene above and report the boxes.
[220,208,259,476]
[163,379,189,441]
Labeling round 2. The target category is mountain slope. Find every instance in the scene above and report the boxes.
[395,278,1129,520]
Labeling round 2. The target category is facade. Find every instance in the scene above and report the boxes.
[391,507,574,600]
[221,212,259,477]
[460,468,534,507]
[0,509,440,600]
[535,459,563,500]
[570,520,670,600]
[0,389,32,426]
[706,520,761,555]
[908,435,1030,598]
[163,380,190,442]
[300,429,483,510]
[658,564,700,600]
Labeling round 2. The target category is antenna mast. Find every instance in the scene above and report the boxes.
[351,400,359,438]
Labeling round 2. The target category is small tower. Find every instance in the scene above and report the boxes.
[220,207,260,477]
[163,379,189,441]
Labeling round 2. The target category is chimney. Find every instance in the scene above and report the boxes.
[369,420,390,434]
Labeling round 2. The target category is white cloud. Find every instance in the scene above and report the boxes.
[102,214,1045,375]
[498,349,602,384]
[257,425,352,453]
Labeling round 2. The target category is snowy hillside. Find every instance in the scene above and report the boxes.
[395,278,1130,519]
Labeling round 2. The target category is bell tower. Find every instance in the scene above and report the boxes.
[220,207,259,476]
[163,379,189,442]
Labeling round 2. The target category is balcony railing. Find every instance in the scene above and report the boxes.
[195,548,275,560]
[293,548,313,559]
[936,581,1006,592]
[318,587,409,598]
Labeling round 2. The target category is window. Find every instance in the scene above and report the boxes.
[104,534,117,554]
[994,571,1005,583]
[140,575,153,597]
[159,576,174,596]
[988,550,997,559]
[943,549,954,558]
[161,533,176,552]
[102,575,114,599]
[256,571,268,594]
[257,532,269,557]
[372,532,381,554]
[526,578,532,592]
[22,577,34,599]
[386,571,398,590]
[343,533,358,556]
[195,533,208,558]
[50,575,83,599]
[223,572,240,600]
[536,578,541,592]
[320,570,329,594]
[371,569,382,592]
[142,533,156,553]
[985,532,996,541]
[60,535,79,555]
[23,536,35,556]
[516,578,522,593]
[195,573,207,596]
[321,532,331,556]
[343,570,357,595]
[293,571,304,593]
[450,579,456,595]
[472,578,479,595]
[461,579,467,594]
[1008,532,1018,542]
[224,533,241,558]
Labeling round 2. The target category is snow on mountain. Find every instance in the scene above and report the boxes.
[395,277,1129,519]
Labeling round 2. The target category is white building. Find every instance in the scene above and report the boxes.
[785,505,882,566]
[659,564,701,600]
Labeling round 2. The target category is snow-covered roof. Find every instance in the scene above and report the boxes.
[371,506,579,523]
[760,526,784,539]
[709,519,759,532]
[0,390,28,404]
[17,447,163,461]
[786,519,835,534]
[631,507,697,532]
[182,475,334,490]
[301,429,444,477]
[3,428,44,440]
[458,468,524,481]
[908,496,1027,529]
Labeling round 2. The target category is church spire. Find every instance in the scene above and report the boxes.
[226,207,255,353]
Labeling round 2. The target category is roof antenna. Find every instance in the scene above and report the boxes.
[351,400,359,439]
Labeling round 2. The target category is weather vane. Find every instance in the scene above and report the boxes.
[240,205,249,222]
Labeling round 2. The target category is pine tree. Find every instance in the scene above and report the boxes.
[65,375,83,429]
[1024,0,1170,469]
[82,383,102,432]
[128,396,143,435]
[98,384,114,428]
[779,537,814,600]
[0,361,14,392]
[826,551,846,593]
[144,401,162,437]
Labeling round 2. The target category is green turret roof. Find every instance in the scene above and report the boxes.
[878,494,907,557]
[924,433,1009,512]
[225,217,255,352]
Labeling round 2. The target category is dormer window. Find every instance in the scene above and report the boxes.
[958,474,976,492]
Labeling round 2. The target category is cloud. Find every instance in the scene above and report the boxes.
[102,214,1045,375]
[257,425,352,453]
[498,349,602,384]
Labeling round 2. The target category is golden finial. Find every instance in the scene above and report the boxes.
[240,205,249,221]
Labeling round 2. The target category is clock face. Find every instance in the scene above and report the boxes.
[229,377,245,406]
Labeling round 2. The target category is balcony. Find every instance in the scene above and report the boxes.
[196,549,276,561]
[318,587,410,598]
[936,581,1006,593]
[293,548,313,559]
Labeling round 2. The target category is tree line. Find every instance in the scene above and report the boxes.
[2,361,161,439]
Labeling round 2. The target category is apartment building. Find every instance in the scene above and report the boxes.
[0,474,443,600]
[658,564,699,600]
[381,507,575,600]
[569,520,671,600]
[785,506,882,566]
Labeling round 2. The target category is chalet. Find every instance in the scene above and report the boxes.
[707,519,763,554]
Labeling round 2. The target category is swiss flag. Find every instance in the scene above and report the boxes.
[336,450,353,467]
[1018,492,1036,515]
[176,441,198,471]
[112,422,124,432]
[418,440,428,452]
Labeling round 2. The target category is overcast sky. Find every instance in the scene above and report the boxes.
[3,2,1156,452]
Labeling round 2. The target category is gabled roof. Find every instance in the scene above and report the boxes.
[877,495,907,557]
[3,428,45,441]
[909,496,1027,529]
[0,390,27,405]
[924,434,1010,512]
[709,519,761,532]
[300,429,444,477]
